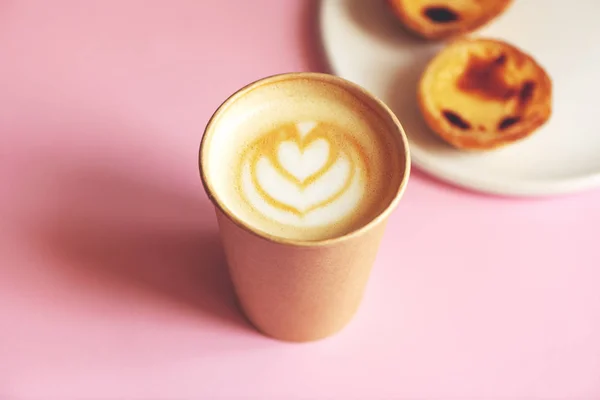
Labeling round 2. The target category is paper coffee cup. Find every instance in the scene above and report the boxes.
[199,72,410,342]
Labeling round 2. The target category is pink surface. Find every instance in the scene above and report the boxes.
[1,1,599,399]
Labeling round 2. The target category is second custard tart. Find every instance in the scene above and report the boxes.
[418,38,552,150]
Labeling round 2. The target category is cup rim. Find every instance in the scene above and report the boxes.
[199,72,411,248]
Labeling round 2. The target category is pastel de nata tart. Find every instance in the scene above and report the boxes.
[418,38,552,150]
[387,0,513,40]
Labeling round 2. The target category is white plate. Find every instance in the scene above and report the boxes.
[320,0,600,196]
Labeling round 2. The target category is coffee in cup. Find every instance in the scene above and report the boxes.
[200,72,410,341]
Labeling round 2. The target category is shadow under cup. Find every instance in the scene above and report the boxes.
[199,72,410,342]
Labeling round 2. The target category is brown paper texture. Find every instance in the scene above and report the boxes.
[216,209,388,342]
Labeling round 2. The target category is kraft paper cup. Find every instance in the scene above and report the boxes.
[199,72,410,342]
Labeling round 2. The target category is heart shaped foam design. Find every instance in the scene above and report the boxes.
[255,154,352,213]
[277,139,330,183]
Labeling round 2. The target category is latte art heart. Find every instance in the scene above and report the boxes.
[238,121,368,228]
[277,139,330,183]
[256,153,352,213]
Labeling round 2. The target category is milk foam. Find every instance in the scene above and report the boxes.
[204,75,405,241]
[239,122,365,227]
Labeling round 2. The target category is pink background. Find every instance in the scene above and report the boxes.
[1,1,599,399]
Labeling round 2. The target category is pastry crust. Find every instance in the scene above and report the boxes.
[387,0,513,40]
[418,38,552,150]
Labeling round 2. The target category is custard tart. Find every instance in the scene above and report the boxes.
[388,0,513,40]
[418,38,552,150]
